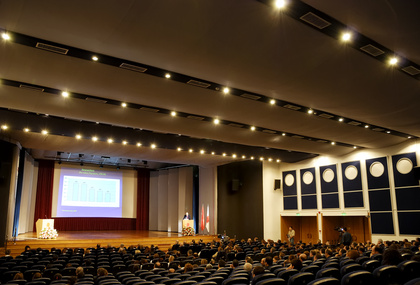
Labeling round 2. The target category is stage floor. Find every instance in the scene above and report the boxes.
[2,230,217,257]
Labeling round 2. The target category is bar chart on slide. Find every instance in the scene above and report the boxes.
[61,175,120,207]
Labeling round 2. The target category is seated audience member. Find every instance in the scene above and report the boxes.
[370,245,384,257]
[67,276,77,285]
[14,273,24,280]
[217,259,226,270]
[76,267,85,279]
[288,259,303,271]
[299,253,307,262]
[347,249,360,260]
[244,262,253,273]
[263,256,273,269]
[32,273,43,280]
[53,273,63,281]
[231,259,239,270]
[252,266,265,278]
[168,268,175,273]
[382,248,403,265]
[205,264,213,270]
[97,268,108,277]
[184,263,193,273]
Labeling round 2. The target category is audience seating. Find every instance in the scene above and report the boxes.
[362,260,380,273]
[398,260,420,284]
[255,278,286,285]
[372,265,402,285]
[341,270,374,285]
[287,272,314,285]
[307,277,339,285]
[315,268,339,280]
[277,269,299,282]
[339,263,362,277]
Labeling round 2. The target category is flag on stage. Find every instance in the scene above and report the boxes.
[201,204,205,231]
[206,204,210,232]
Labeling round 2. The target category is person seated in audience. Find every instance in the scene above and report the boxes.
[24,245,31,252]
[347,249,360,260]
[370,245,384,257]
[184,263,193,273]
[262,256,273,269]
[273,255,280,264]
[5,249,11,257]
[168,268,175,273]
[53,273,62,280]
[299,253,307,262]
[230,259,239,270]
[201,258,208,265]
[67,276,77,285]
[251,265,265,281]
[205,264,213,270]
[76,267,85,279]
[32,272,43,280]
[382,248,403,265]
[217,259,226,270]
[324,249,333,261]
[14,273,24,280]
[243,262,252,274]
[97,268,108,277]
[288,259,303,271]
[245,256,253,264]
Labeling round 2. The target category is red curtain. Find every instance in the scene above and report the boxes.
[54,218,136,231]
[136,169,150,230]
[33,160,55,231]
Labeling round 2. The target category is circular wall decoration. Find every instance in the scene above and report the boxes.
[285,174,295,187]
[323,168,335,183]
[345,165,358,180]
[396,158,413,174]
[302,171,314,185]
[370,161,384,177]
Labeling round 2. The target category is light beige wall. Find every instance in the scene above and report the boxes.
[18,152,37,234]
[198,166,217,235]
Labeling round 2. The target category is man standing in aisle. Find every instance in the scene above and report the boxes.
[341,227,352,246]
[287,226,295,245]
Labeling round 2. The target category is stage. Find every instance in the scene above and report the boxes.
[2,230,218,257]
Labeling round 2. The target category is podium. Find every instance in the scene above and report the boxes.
[36,219,54,238]
[182,219,194,229]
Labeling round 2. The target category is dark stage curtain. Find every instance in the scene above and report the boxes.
[54,218,136,231]
[136,169,150,230]
[33,160,54,231]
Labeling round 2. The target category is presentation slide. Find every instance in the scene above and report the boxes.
[56,167,123,217]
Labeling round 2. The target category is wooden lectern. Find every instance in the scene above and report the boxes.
[36,219,55,238]
[182,219,194,229]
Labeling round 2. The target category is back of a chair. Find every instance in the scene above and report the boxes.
[301,265,320,275]
[255,278,286,285]
[341,270,374,285]
[398,260,420,283]
[362,260,380,273]
[204,276,224,285]
[322,263,338,270]
[307,277,339,285]
[372,265,401,285]
[221,276,248,285]
[173,280,198,285]
[2,270,21,284]
[287,272,314,285]
[355,256,369,265]
[162,278,182,285]
[339,263,362,277]
[315,268,339,280]
[404,277,420,285]
[277,270,299,283]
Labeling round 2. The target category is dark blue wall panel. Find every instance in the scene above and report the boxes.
[398,212,420,235]
[395,187,420,211]
[392,153,419,188]
[342,161,362,191]
[344,192,364,208]
[366,157,389,189]
[370,212,394,234]
[302,195,317,209]
[368,189,392,211]
[300,167,316,195]
[282,170,297,196]
[320,165,338,193]
[322,193,339,209]
[284,196,298,210]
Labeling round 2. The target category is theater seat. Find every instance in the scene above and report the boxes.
[251,273,276,285]
[362,260,380,273]
[277,269,299,283]
[315,268,339,280]
[162,278,182,285]
[307,277,339,285]
[341,270,374,285]
[255,278,286,285]
[372,265,401,285]
[339,264,362,277]
[398,260,420,283]
[221,276,248,285]
[301,265,320,275]
[287,272,314,285]
[404,277,420,285]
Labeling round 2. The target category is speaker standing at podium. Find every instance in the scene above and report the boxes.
[183,212,190,220]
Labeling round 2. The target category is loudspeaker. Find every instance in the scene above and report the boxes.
[274,179,281,190]
[232,179,240,191]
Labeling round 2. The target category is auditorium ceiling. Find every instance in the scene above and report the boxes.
[0,0,419,169]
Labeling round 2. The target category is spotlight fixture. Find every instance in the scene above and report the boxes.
[137,142,142,147]
[151,144,156,149]
[331,142,335,145]
[1,125,8,130]
[386,131,391,134]
[122,140,128,145]
[92,136,98,142]
[92,56,99,61]
[189,149,193,153]
[62,91,69,97]
[171,111,177,116]
[250,126,256,131]
[270,99,276,105]
[223,87,229,94]
[268,158,273,162]
[165,73,171,78]
[222,153,226,156]
[341,32,352,42]
[353,146,357,149]
[389,57,398,65]
[408,136,412,139]
[211,152,215,155]
[177,147,182,151]
[75,134,82,139]
[107,138,113,143]
[274,0,286,9]
[200,150,205,154]
[276,159,280,163]
[242,155,246,159]
[116,164,120,170]
[214,118,220,124]
[121,102,127,107]
[250,156,255,160]
[364,125,369,128]
[232,154,237,158]
[282,133,286,136]
[1,33,10,40]
[260,157,264,161]
[339,118,344,122]
[23,128,30,132]
[307,109,313,114]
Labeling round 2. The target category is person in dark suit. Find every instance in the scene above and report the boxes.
[341,227,352,246]
[183,212,190,220]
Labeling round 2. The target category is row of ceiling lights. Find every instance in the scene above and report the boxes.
[0,124,282,162]
[0,3,416,141]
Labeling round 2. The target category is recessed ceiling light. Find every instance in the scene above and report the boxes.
[41,130,48,135]
[408,136,412,139]
[242,155,246,159]
[200,150,205,154]
[353,146,357,149]
[137,142,142,147]
[250,156,255,160]
[211,151,215,155]
[282,133,286,136]
[107,138,113,143]
[250,126,256,131]
[389,57,398,65]
[92,56,99,61]
[270,99,276,105]
[307,109,313,114]
[171,111,177,116]
[331,142,335,145]
[2,33,10,40]
[276,159,280,163]
[339,118,344,122]
[121,102,127,107]
[122,140,128,145]
[222,153,226,156]
[268,158,273,162]
[151,144,156,149]
[62,91,69,97]
[274,0,286,9]
[260,157,264,161]
[92,136,98,142]
[1,125,8,130]
[386,131,391,134]
[75,134,82,139]
[189,149,193,153]
[165,73,171,79]
[341,32,352,42]
[232,154,237,158]
[214,118,220,124]
[177,147,182,151]
[364,125,369,128]
[24,128,30,132]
